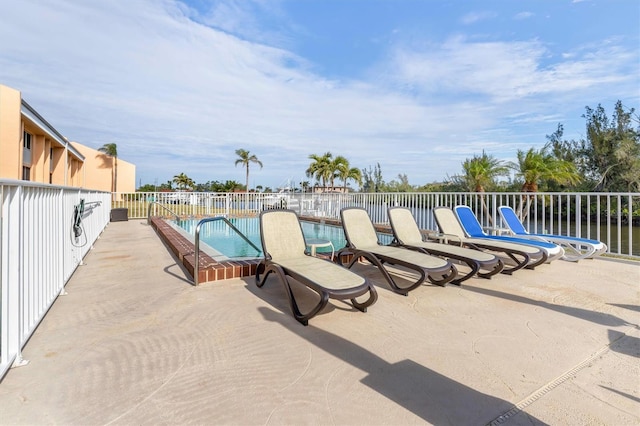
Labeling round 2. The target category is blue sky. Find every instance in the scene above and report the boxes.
[1,0,638,190]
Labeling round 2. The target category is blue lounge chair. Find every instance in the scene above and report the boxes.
[453,205,565,262]
[433,207,547,273]
[498,206,607,262]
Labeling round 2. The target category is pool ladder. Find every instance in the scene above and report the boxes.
[147,203,260,285]
[146,201,180,224]
[193,216,261,286]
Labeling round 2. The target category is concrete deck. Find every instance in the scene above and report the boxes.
[0,220,638,425]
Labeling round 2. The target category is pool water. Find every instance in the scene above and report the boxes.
[173,217,393,259]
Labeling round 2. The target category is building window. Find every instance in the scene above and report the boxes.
[23,131,32,149]
[23,131,33,165]
[22,166,31,181]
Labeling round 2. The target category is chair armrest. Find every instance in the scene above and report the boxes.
[426,232,463,246]
[482,226,512,236]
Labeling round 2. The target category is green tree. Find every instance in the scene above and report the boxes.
[361,163,384,193]
[137,184,156,192]
[334,156,362,192]
[545,124,581,163]
[172,173,195,190]
[223,180,244,192]
[158,180,173,191]
[234,149,263,191]
[510,147,581,192]
[457,151,509,192]
[299,181,311,193]
[98,143,118,193]
[306,152,333,187]
[385,174,414,192]
[580,101,640,191]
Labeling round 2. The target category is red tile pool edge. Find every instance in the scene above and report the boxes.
[149,215,381,284]
[150,217,260,284]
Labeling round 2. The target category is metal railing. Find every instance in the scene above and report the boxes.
[1,180,111,380]
[131,190,639,258]
[1,185,636,380]
[146,201,180,224]
[193,216,261,286]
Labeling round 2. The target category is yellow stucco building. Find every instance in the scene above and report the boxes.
[0,84,135,192]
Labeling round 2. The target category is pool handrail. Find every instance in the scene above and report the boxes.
[194,216,261,286]
[147,201,180,224]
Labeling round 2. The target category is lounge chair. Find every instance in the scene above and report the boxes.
[498,205,608,262]
[336,207,457,295]
[433,207,547,273]
[387,207,504,285]
[256,209,377,325]
[453,205,565,262]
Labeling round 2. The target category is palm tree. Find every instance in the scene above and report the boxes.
[234,149,263,191]
[458,151,509,225]
[299,181,311,193]
[509,146,581,219]
[334,156,362,192]
[306,152,333,188]
[460,151,509,192]
[98,143,118,193]
[172,173,195,190]
[511,146,581,192]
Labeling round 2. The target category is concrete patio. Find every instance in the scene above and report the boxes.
[0,219,638,425]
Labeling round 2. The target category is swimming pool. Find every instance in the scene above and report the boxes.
[172,217,393,259]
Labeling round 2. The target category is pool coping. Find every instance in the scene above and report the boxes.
[150,215,386,284]
[150,217,261,283]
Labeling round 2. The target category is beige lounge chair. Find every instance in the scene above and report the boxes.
[337,207,457,295]
[387,207,504,285]
[433,207,547,274]
[256,209,377,326]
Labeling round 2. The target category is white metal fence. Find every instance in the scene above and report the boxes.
[0,180,111,380]
[0,187,637,379]
[115,190,640,258]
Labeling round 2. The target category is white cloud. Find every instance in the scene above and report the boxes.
[0,1,637,189]
[383,35,637,104]
[514,11,534,20]
[460,11,497,25]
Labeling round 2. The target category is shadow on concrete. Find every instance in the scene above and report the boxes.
[607,329,640,358]
[462,285,636,328]
[608,303,640,313]
[246,280,542,425]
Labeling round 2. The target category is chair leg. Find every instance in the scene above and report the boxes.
[477,259,504,279]
[255,261,270,287]
[502,252,531,274]
[264,263,330,326]
[524,251,547,269]
[449,261,479,286]
[351,285,378,312]
[355,251,425,295]
[427,264,457,287]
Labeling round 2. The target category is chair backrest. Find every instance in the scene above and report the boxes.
[340,207,380,248]
[433,207,467,238]
[388,207,423,245]
[259,209,306,260]
[453,206,486,238]
[498,206,528,235]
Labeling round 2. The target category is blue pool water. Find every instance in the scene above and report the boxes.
[173,217,393,259]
